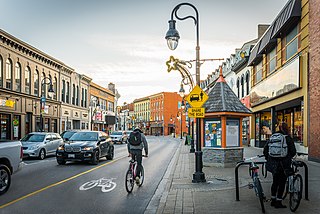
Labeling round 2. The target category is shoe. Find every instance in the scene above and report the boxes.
[274,200,287,208]
[135,177,140,185]
[271,198,276,207]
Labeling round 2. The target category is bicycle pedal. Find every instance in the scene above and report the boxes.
[248,184,254,189]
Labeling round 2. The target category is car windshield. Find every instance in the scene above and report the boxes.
[21,134,45,142]
[111,132,122,136]
[61,131,77,139]
[69,132,98,141]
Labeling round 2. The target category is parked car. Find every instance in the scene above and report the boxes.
[21,132,63,160]
[60,130,79,141]
[0,140,23,195]
[56,131,114,165]
[110,131,127,144]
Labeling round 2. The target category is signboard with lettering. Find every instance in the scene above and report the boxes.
[185,85,208,108]
[188,108,205,118]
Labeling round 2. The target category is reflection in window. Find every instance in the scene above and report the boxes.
[25,66,31,94]
[15,62,21,92]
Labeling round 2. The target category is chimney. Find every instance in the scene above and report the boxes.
[108,82,115,93]
[258,24,270,39]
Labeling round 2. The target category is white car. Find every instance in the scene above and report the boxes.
[110,131,126,144]
[21,132,63,160]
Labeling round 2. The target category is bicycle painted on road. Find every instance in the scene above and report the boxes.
[79,177,116,192]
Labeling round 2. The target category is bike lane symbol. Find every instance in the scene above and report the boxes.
[79,177,116,193]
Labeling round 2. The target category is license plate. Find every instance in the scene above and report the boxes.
[68,154,75,158]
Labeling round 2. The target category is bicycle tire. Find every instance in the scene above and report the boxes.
[289,174,303,212]
[125,169,134,193]
[254,177,265,213]
[282,177,289,200]
[138,166,144,187]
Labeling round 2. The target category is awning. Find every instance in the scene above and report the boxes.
[248,0,301,66]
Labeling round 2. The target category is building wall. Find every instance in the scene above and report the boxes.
[308,0,320,162]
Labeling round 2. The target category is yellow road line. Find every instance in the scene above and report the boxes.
[0,155,126,209]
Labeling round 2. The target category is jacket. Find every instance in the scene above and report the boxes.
[127,128,148,155]
[263,131,296,174]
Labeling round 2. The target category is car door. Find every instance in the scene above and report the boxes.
[51,133,62,152]
[99,132,108,156]
[44,134,53,154]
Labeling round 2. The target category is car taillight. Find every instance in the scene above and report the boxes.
[20,146,23,159]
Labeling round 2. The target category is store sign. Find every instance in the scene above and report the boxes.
[0,99,15,107]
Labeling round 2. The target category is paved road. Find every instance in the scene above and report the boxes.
[0,136,179,214]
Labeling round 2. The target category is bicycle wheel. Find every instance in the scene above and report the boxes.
[125,169,134,193]
[254,177,265,213]
[79,180,98,190]
[282,178,289,200]
[289,174,303,212]
[138,166,144,187]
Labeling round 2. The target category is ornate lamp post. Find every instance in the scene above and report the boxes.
[166,2,205,183]
[40,77,55,132]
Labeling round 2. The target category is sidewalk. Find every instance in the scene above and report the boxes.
[149,139,320,214]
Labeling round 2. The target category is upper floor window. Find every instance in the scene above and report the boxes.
[84,89,87,107]
[48,75,53,99]
[15,62,21,92]
[100,99,106,111]
[62,80,65,102]
[267,47,277,75]
[34,70,39,96]
[246,72,250,96]
[241,75,244,98]
[76,86,79,106]
[41,72,46,97]
[254,61,263,85]
[25,66,31,94]
[81,88,84,107]
[108,102,114,112]
[236,78,240,98]
[5,59,12,90]
[0,56,2,87]
[53,77,57,100]
[66,81,70,103]
[72,84,75,105]
[284,25,299,61]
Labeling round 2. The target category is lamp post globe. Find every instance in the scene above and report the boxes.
[179,83,185,97]
[165,20,180,50]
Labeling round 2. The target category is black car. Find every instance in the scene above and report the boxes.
[60,130,79,141]
[56,131,114,165]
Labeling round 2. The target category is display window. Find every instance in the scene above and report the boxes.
[261,112,271,141]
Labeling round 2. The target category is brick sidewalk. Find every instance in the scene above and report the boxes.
[152,140,320,214]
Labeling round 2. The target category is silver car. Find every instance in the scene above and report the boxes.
[21,132,63,160]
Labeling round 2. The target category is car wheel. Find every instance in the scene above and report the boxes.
[0,164,11,195]
[106,146,114,160]
[38,149,46,160]
[57,158,66,165]
[91,150,99,165]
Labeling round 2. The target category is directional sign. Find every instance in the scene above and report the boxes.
[188,108,205,118]
[185,85,208,108]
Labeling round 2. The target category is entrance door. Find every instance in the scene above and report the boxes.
[0,114,10,140]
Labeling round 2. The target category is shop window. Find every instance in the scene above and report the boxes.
[267,47,276,75]
[0,114,10,140]
[25,113,32,135]
[293,107,303,143]
[51,119,58,133]
[260,112,271,141]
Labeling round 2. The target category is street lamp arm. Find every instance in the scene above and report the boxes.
[171,3,199,26]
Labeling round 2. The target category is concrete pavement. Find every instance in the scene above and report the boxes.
[146,137,320,214]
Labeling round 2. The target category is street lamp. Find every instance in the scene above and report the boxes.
[40,77,55,132]
[166,3,205,183]
[90,96,100,131]
[170,115,175,138]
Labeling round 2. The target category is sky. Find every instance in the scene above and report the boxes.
[0,0,288,105]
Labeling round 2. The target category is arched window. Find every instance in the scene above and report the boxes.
[34,69,39,96]
[66,81,70,103]
[62,80,65,102]
[72,84,75,105]
[76,86,79,106]
[241,75,244,98]
[53,77,57,100]
[236,78,240,98]
[48,74,52,98]
[41,72,46,97]
[5,59,12,89]
[25,66,31,94]
[246,72,250,96]
[15,62,21,92]
[0,55,2,87]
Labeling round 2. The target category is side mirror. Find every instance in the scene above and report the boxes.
[65,138,69,142]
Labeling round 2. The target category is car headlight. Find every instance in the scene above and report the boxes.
[82,146,94,151]
[29,145,40,150]
[57,146,65,151]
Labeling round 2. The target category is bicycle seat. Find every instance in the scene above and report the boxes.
[129,159,135,163]
[292,160,304,167]
[249,165,259,170]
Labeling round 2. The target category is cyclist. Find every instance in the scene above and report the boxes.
[263,122,296,209]
[127,127,148,185]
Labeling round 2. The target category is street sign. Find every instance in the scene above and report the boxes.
[188,108,205,118]
[185,85,208,108]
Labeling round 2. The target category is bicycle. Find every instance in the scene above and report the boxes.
[282,154,306,212]
[239,155,267,213]
[125,155,146,193]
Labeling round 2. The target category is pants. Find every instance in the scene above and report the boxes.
[130,149,143,178]
[271,169,287,199]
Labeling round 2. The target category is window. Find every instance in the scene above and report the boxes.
[72,84,75,105]
[66,81,70,103]
[25,66,31,94]
[48,75,52,98]
[53,77,57,100]
[285,25,299,61]
[0,56,2,87]
[100,99,106,111]
[267,47,277,74]
[254,61,263,85]
[15,62,21,92]
[5,59,12,89]
[41,72,46,97]
[84,89,87,107]
[81,88,84,107]
[34,70,39,96]
[246,72,250,96]
[108,102,114,112]
[236,78,240,98]
[62,80,65,102]
[76,86,79,105]
[241,75,244,98]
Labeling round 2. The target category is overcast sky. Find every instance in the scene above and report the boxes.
[0,0,288,105]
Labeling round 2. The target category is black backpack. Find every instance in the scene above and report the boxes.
[129,131,142,146]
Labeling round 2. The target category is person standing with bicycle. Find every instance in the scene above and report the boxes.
[127,127,148,185]
[263,122,296,209]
